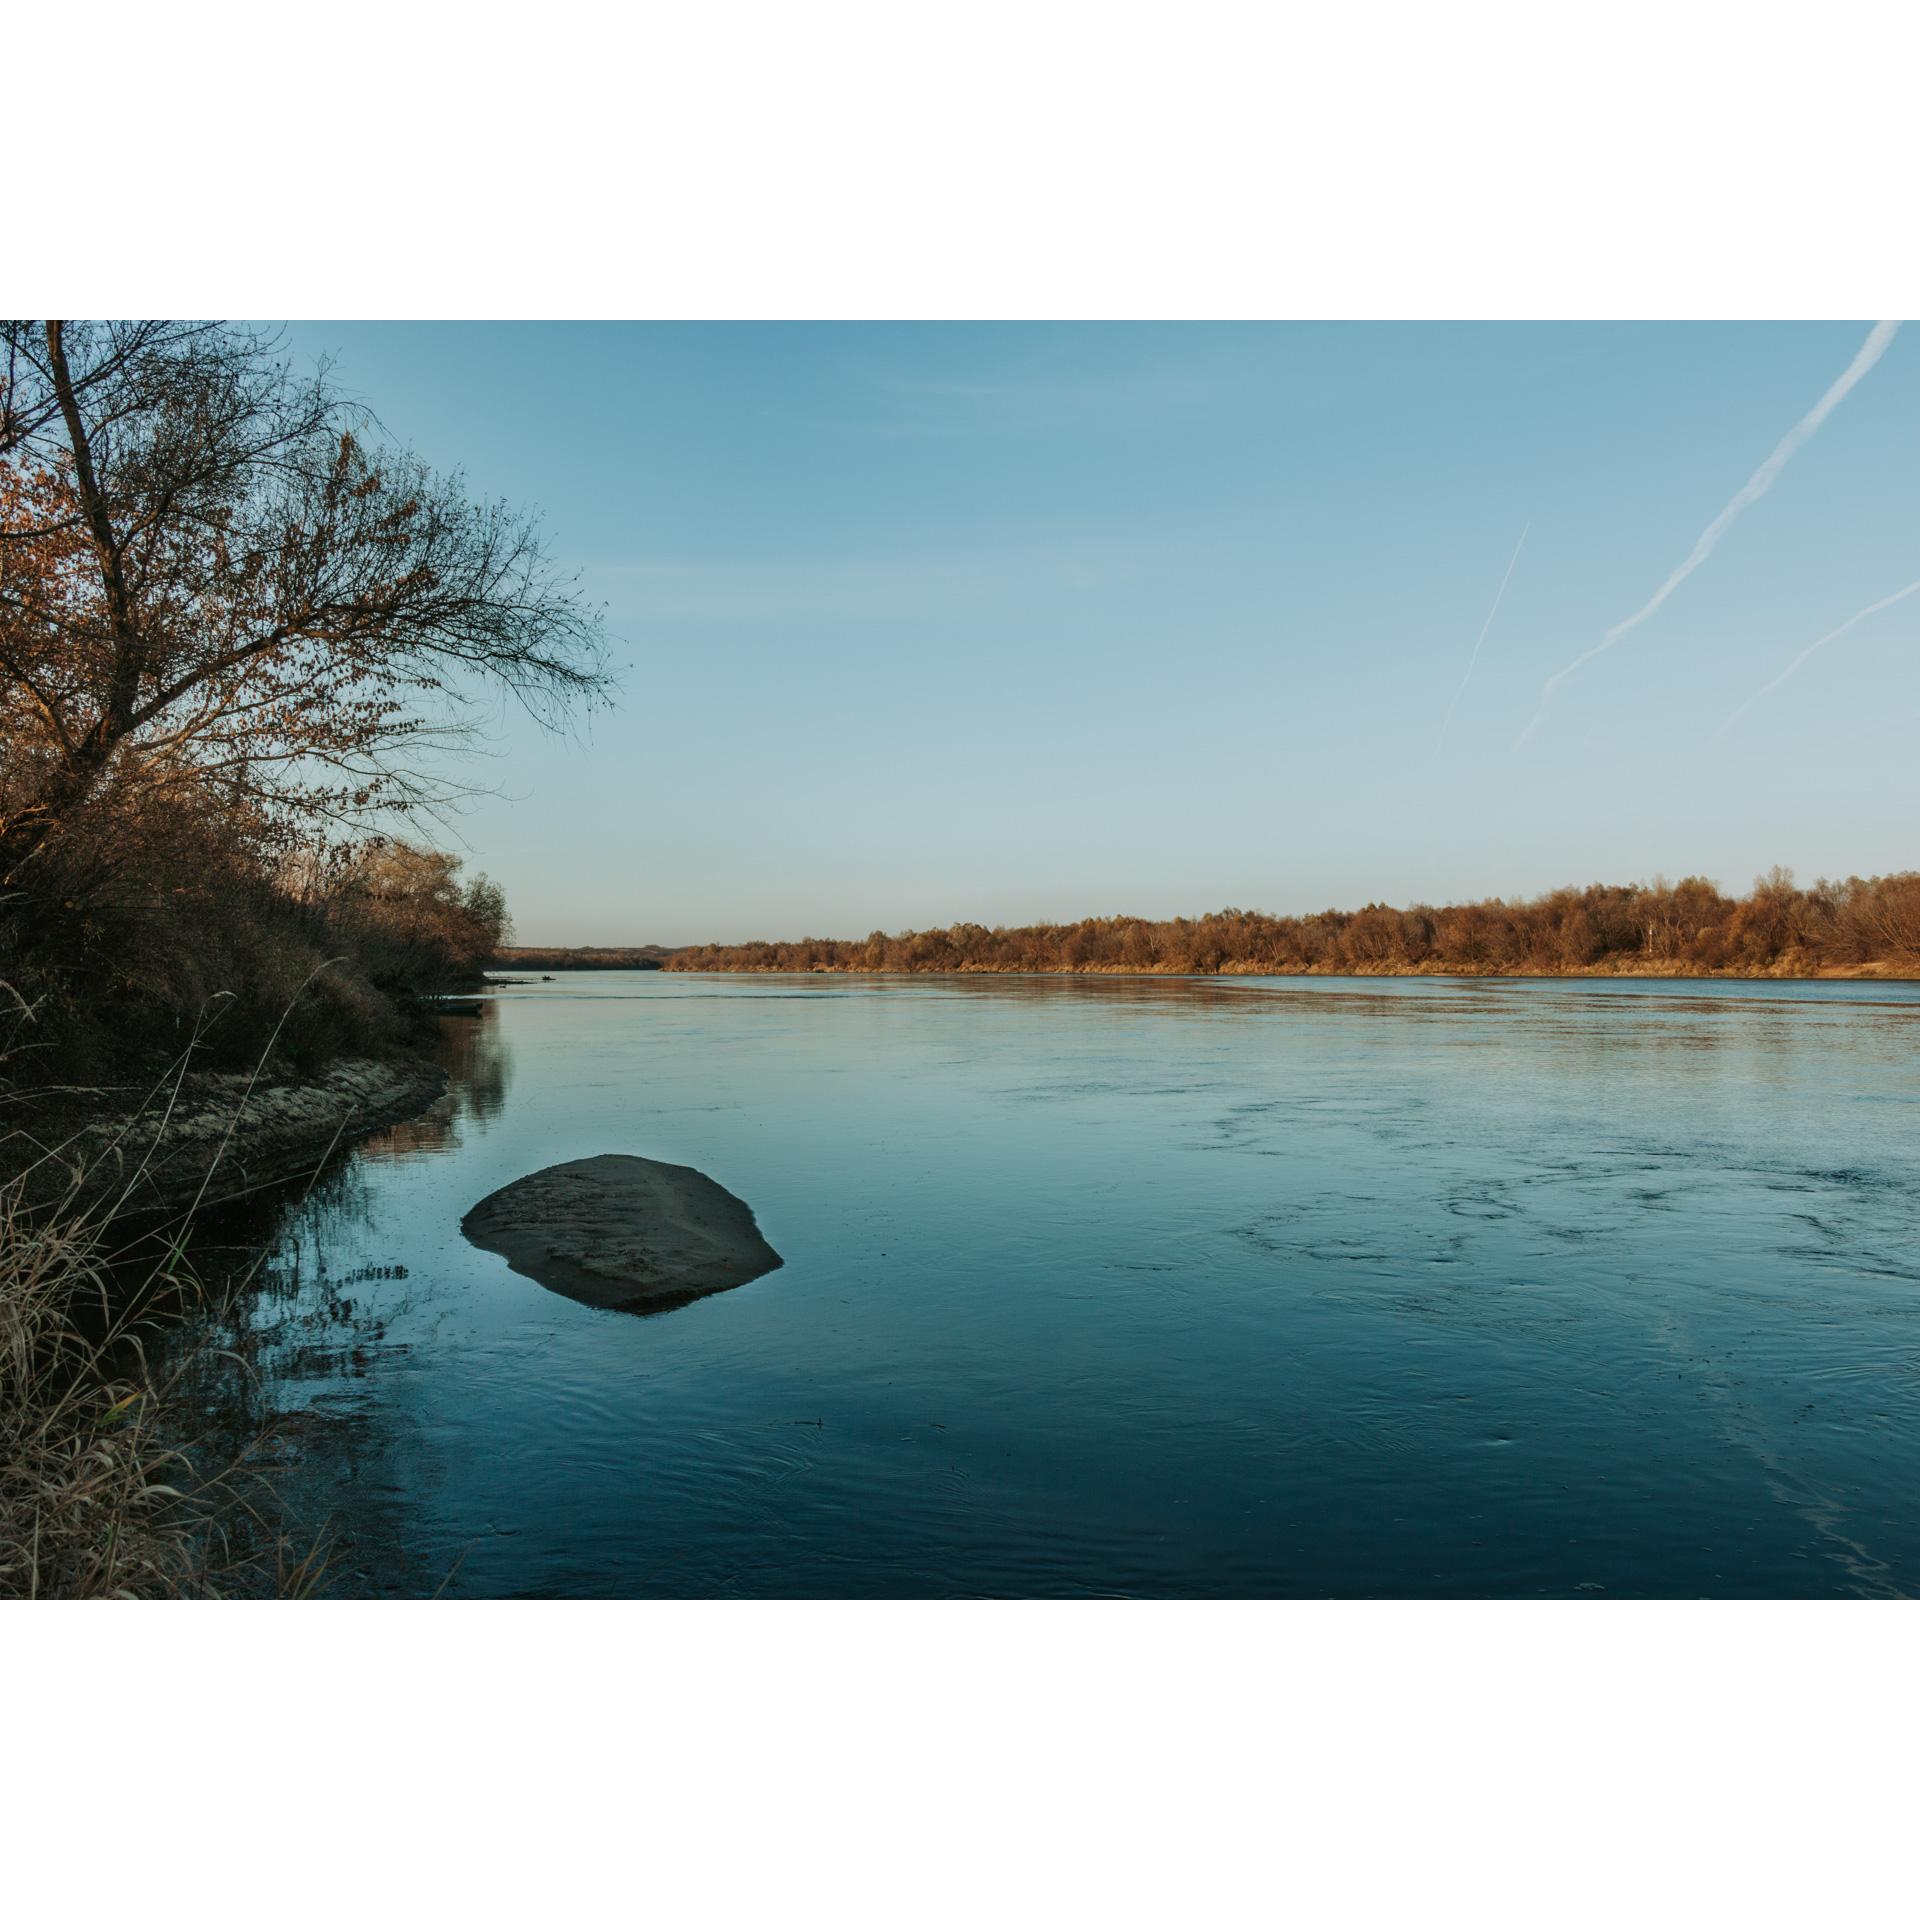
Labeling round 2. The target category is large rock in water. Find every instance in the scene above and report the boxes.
[460,1154,783,1315]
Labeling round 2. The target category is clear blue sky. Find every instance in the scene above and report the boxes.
[281,322,1920,946]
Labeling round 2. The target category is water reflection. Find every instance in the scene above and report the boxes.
[362,1002,513,1160]
[168,973,1920,1597]
[160,1011,510,1589]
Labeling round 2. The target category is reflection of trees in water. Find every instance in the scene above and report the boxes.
[361,1004,513,1161]
[155,1018,509,1591]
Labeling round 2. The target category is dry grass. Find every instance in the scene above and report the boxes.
[0,987,343,1599]
[0,1169,193,1596]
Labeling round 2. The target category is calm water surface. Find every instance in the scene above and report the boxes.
[203,972,1920,1596]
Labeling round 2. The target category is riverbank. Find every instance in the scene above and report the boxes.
[1,1049,451,1597]
[6,1056,451,1217]
[495,945,681,971]
[658,957,1920,982]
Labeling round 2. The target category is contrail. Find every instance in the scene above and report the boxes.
[1434,522,1529,762]
[1515,319,1902,748]
[1711,575,1920,745]
[1834,704,1920,749]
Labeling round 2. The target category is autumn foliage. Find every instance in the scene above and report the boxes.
[326,842,511,993]
[0,321,587,1084]
[666,869,1920,979]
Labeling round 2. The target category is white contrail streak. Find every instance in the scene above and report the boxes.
[1711,575,1920,745]
[1434,523,1528,762]
[1514,319,1902,748]
[1834,705,1920,749]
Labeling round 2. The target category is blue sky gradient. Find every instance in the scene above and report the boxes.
[282,323,1920,944]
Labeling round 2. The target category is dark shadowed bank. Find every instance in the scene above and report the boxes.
[0,840,498,1598]
[662,869,1920,980]
[2,320,612,1594]
[2,831,502,1206]
[494,946,680,972]
[0,1010,464,1599]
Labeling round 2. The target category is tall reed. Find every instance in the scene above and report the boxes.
[0,987,340,1599]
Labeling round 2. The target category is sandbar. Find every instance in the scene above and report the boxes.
[460,1153,783,1315]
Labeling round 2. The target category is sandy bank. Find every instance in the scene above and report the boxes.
[37,1058,451,1214]
[461,1154,783,1315]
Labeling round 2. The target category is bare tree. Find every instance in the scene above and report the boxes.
[0,321,610,870]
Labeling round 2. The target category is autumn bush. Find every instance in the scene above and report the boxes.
[320,840,510,997]
[1,319,589,1095]
[0,771,505,1090]
[667,869,1920,979]
[0,320,594,1597]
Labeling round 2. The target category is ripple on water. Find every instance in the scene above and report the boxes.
[170,972,1920,1597]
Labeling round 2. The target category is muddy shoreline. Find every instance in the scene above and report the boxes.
[11,1056,451,1216]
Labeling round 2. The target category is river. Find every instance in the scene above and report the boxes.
[182,971,1920,1596]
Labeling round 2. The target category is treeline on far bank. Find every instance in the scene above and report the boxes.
[495,946,679,971]
[664,869,1920,979]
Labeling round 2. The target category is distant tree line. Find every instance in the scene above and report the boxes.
[495,946,677,972]
[665,869,1920,979]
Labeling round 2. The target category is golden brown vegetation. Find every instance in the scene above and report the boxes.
[0,323,578,1592]
[0,322,606,852]
[0,1161,201,1597]
[494,945,675,971]
[0,1001,339,1599]
[666,869,1920,979]
[327,842,510,994]
[1,320,588,1090]
[0,776,511,1089]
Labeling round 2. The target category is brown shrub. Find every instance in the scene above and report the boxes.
[666,865,1920,979]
